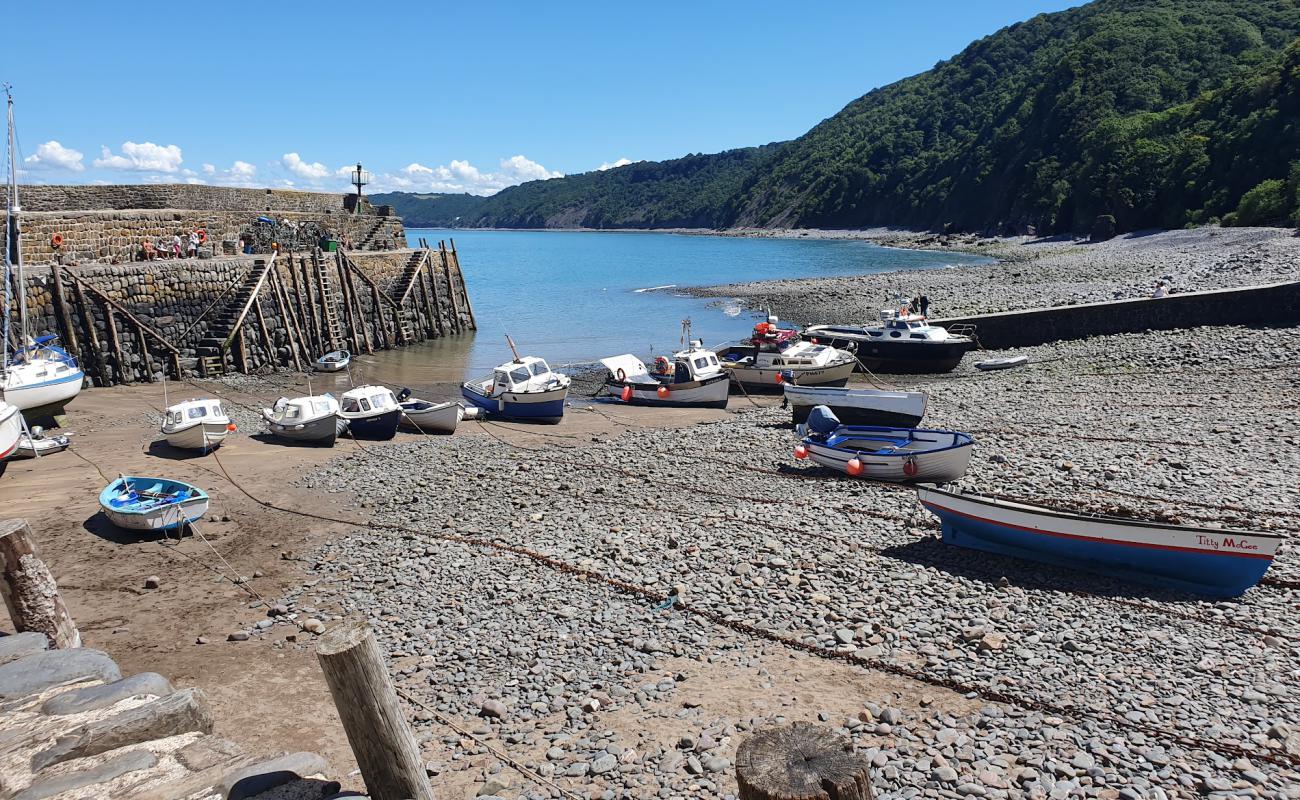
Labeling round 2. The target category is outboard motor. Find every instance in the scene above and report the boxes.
[806,405,841,439]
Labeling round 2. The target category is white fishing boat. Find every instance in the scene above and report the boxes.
[796,406,974,483]
[262,394,346,445]
[162,398,234,452]
[601,323,730,408]
[314,350,351,372]
[975,355,1029,371]
[805,305,974,374]
[0,400,22,464]
[461,337,570,424]
[11,426,70,459]
[340,385,402,440]
[714,318,856,392]
[783,384,927,427]
[396,389,464,434]
[98,476,209,532]
[3,90,84,419]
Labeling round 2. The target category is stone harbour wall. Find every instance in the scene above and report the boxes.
[11,248,474,386]
[4,183,377,214]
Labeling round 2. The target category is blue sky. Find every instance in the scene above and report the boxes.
[8,0,1082,195]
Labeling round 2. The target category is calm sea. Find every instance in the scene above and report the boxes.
[343,229,989,389]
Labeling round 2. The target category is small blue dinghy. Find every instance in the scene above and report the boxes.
[98,476,210,532]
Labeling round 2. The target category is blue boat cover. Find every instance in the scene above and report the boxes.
[807,405,841,436]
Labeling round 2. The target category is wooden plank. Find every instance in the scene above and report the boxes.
[317,622,435,800]
[134,322,155,382]
[69,279,109,387]
[339,254,373,354]
[103,305,129,384]
[269,267,304,373]
[48,267,80,360]
[334,252,362,354]
[423,250,445,337]
[449,239,477,330]
[236,328,250,373]
[439,243,462,333]
[252,290,274,367]
[0,519,81,649]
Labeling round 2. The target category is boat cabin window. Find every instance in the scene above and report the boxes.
[312,400,333,415]
[529,360,551,376]
[285,405,301,420]
[369,393,390,408]
[675,362,691,382]
[910,333,926,339]
[890,331,902,338]
[509,366,530,383]
[359,399,372,412]
[167,411,181,425]
[709,355,718,366]
[772,357,784,366]
[186,406,208,419]
[693,357,709,369]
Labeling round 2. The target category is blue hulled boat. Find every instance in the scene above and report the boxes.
[98,476,210,532]
[917,485,1281,597]
[461,353,570,424]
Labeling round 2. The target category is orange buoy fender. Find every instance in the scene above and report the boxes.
[51,233,64,247]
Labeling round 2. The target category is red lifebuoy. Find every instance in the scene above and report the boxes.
[903,457,918,478]
[197,229,208,244]
[51,233,64,247]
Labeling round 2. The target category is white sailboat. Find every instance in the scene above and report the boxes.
[2,86,84,419]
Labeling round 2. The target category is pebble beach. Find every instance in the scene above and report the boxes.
[249,227,1300,799]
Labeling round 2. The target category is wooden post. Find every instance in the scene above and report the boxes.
[49,267,80,361]
[416,260,439,337]
[103,304,129,384]
[448,239,477,330]
[270,268,306,372]
[0,519,81,649]
[252,291,275,367]
[134,323,155,382]
[70,279,108,387]
[343,261,373,354]
[438,243,462,333]
[735,723,874,800]
[423,254,445,337]
[316,622,435,800]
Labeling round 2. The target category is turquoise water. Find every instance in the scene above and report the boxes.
[406,228,990,375]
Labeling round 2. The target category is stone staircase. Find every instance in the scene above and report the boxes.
[391,250,427,303]
[355,219,388,250]
[196,258,274,376]
[0,633,341,800]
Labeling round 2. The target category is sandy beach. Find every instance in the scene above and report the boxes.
[2,226,1298,798]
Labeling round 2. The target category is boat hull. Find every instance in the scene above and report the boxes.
[0,403,21,461]
[805,428,973,483]
[785,386,926,427]
[399,401,462,434]
[605,374,729,408]
[264,412,346,445]
[12,434,70,459]
[3,369,84,418]
[343,408,402,440]
[725,359,856,393]
[460,384,568,424]
[854,340,972,374]
[163,421,231,452]
[917,487,1278,597]
[98,477,210,532]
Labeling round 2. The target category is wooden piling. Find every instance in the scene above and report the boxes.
[735,722,874,800]
[69,279,109,387]
[423,254,445,337]
[270,267,306,373]
[103,305,129,384]
[0,519,81,649]
[316,622,436,800]
[449,238,477,330]
[439,243,462,333]
[252,290,274,367]
[48,267,80,361]
[341,258,373,354]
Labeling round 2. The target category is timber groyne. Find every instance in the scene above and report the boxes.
[3,184,475,385]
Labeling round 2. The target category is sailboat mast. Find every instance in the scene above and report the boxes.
[2,85,14,367]
[5,86,26,349]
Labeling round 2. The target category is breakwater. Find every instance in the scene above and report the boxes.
[3,185,474,386]
[932,280,1300,349]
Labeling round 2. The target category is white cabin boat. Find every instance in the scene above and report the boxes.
[462,355,571,424]
[601,338,729,408]
[262,395,346,445]
[714,318,856,392]
[162,398,233,452]
[340,385,402,440]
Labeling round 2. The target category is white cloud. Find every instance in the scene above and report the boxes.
[229,160,257,180]
[281,152,330,180]
[368,154,563,196]
[598,157,633,171]
[93,141,183,172]
[24,141,85,172]
[201,163,216,175]
[186,177,207,185]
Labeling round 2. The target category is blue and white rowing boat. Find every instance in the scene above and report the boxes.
[461,340,570,424]
[916,485,1281,597]
[797,406,973,483]
[98,476,210,532]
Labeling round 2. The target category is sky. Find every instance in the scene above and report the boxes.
[6,1,1083,196]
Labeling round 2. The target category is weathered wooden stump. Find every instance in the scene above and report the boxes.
[0,518,81,648]
[736,722,875,800]
[316,621,435,800]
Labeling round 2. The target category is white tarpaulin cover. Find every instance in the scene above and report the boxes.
[599,354,655,384]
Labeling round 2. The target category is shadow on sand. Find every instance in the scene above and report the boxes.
[145,440,212,460]
[82,512,189,546]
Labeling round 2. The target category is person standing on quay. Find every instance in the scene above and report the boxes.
[172,232,182,259]
[188,230,200,257]
[920,294,930,317]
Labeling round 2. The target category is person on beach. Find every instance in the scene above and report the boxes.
[172,233,182,259]
[920,294,930,317]
[1152,280,1168,298]
[142,239,155,261]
